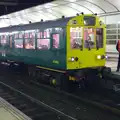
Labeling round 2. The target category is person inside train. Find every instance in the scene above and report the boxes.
[85,36,94,49]
[116,40,120,72]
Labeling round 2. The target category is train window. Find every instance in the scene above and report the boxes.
[37,39,50,50]
[14,39,23,48]
[14,33,23,48]
[96,28,103,48]
[84,16,95,26]
[24,32,35,49]
[70,27,82,49]
[52,34,60,49]
[37,29,50,39]
[25,38,35,49]
[84,28,95,49]
[0,35,8,46]
[37,32,43,38]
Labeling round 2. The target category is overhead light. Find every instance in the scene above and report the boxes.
[69,0,77,2]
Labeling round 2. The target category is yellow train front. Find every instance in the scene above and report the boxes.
[66,14,107,82]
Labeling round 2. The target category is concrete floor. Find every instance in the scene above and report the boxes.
[0,97,31,120]
[106,60,117,72]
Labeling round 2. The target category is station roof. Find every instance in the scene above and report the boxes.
[0,0,120,27]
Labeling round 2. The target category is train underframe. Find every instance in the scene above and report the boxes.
[0,60,111,91]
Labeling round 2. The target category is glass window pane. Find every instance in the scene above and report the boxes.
[1,35,8,46]
[84,16,95,26]
[118,30,120,34]
[14,39,23,48]
[24,31,35,49]
[107,30,117,34]
[96,28,103,48]
[24,33,29,38]
[53,34,60,49]
[84,28,95,49]
[37,39,50,50]
[25,38,35,49]
[70,27,82,49]
[107,40,116,45]
[118,24,120,28]
[107,35,117,39]
[118,35,120,39]
[106,24,116,29]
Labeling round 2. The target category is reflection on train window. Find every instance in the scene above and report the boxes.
[37,32,43,38]
[53,34,60,49]
[14,33,24,48]
[24,32,35,49]
[0,35,8,46]
[84,28,95,49]
[84,16,95,26]
[37,39,50,50]
[37,30,50,39]
[25,38,35,49]
[14,39,23,48]
[96,28,103,48]
[70,27,82,49]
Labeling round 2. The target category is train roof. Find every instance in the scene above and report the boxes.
[0,17,73,33]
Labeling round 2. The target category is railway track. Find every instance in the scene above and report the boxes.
[0,64,120,120]
[0,81,75,120]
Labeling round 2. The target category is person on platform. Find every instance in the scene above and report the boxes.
[116,40,120,72]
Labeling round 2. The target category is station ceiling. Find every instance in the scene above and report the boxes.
[0,0,120,27]
[0,0,53,15]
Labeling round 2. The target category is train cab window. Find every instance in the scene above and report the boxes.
[14,33,23,48]
[52,34,60,49]
[70,27,82,49]
[84,28,95,49]
[96,28,103,49]
[0,34,8,46]
[37,39,50,50]
[24,32,35,49]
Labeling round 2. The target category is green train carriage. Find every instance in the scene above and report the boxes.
[0,14,107,88]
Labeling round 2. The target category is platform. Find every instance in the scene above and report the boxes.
[106,60,120,75]
[0,97,31,120]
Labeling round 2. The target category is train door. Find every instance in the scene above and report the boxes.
[67,26,83,69]
[82,27,96,67]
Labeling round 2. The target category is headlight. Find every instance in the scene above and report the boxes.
[97,55,107,60]
[71,57,75,61]
[68,57,75,62]
[105,55,108,59]
[97,55,101,59]
[68,57,79,62]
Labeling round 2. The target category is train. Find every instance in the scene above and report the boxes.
[0,14,109,90]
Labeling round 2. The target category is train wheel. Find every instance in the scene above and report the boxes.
[50,77,57,87]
